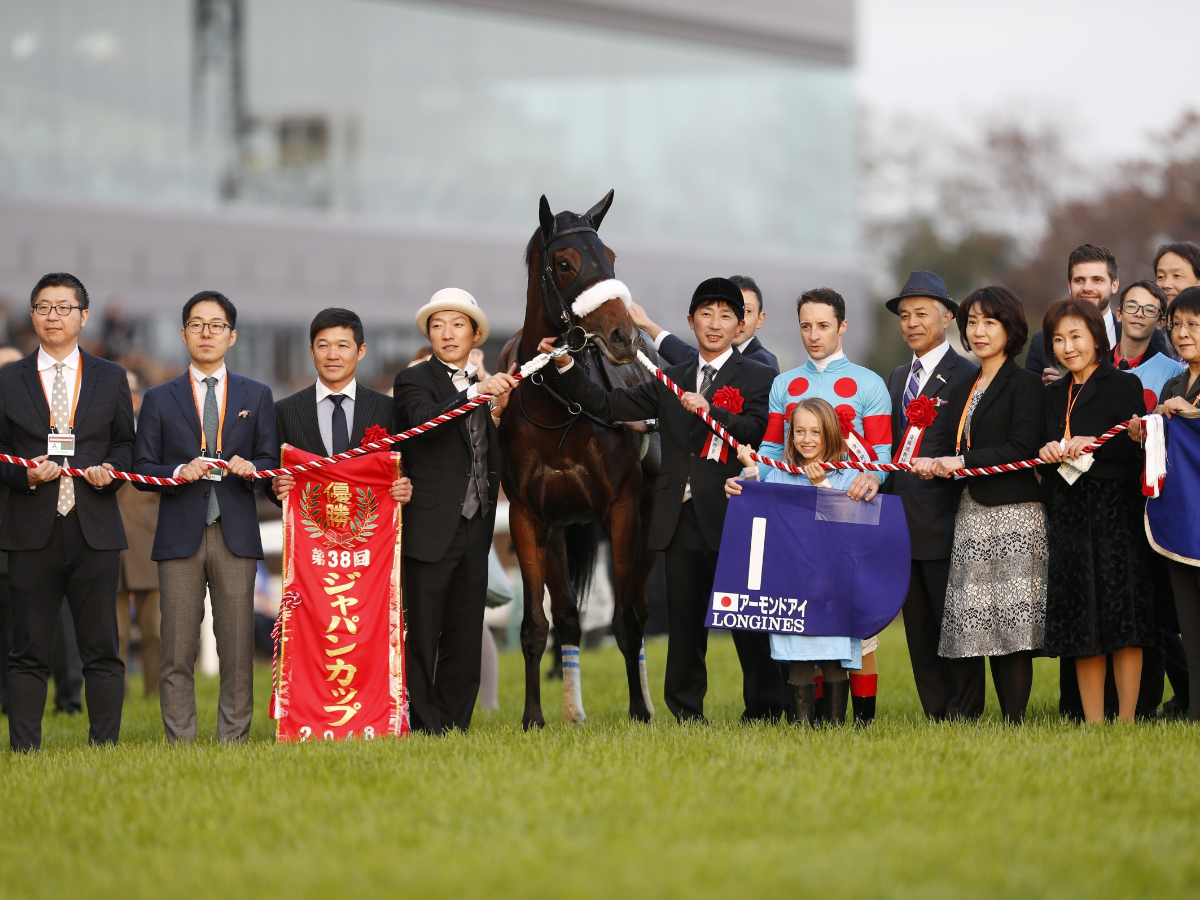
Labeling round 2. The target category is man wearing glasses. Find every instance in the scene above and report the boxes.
[1114,280,1183,409]
[0,273,135,751]
[133,291,278,743]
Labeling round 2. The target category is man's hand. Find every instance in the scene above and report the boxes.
[226,454,256,479]
[680,391,710,414]
[390,476,412,505]
[490,364,520,419]
[273,473,296,501]
[27,455,61,487]
[479,372,518,397]
[846,472,880,502]
[628,302,663,340]
[537,337,572,369]
[84,462,115,489]
[1042,366,1061,386]
[178,457,210,483]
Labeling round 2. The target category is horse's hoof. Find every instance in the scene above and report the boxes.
[628,707,653,724]
[522,714,546,731]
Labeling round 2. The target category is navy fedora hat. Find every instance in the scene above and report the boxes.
[886,270,956,315]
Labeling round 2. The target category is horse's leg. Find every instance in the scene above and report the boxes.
[606,495,653,722]
[544,528,586,724]
[510,500,549,730]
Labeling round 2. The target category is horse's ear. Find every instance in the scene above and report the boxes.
[538,195,555,239]
[586,189,615,230]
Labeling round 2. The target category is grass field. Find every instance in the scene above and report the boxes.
[1,624,1199,899]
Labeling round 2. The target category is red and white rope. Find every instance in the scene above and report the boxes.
[635,350,1132,477]
[0,345,572,487]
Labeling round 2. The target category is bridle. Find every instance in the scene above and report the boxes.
[538,221,613,353]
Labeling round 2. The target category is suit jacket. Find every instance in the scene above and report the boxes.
[269,382,395,506]
[954,358,1045,507]
[658,331,780,374]
[393,359,501,564]
[881,346,978,560]
[1043,361,1144,482]
[1026,323,1170,376]
[0,349,134,552]
[133,371,278,561]
[559,350,773,552]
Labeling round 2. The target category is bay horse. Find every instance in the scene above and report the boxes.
[497,190,660,729]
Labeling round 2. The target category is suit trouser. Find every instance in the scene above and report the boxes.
[1167,561,1200,723]
[118,589,161,697]
[404,511,490,735]
[6,513,124,751]
[51,598,83,711]
[903,558,985,720]
[663,500,784,723]
[158,522,256,744]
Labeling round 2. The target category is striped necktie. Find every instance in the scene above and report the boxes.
[902,359,922,420]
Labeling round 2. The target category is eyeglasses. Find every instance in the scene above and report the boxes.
[1169,320,1200,335]
[1121,300,1162,320]
[32,303,81,316]
[185,321,232,334]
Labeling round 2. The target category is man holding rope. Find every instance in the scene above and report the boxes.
[133,291,278,744]
[0,273,134,752]
[540,277,783,724]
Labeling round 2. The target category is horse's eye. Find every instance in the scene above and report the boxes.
[557,260,570,270]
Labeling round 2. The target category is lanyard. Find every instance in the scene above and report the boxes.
[40,362,83,431]
[189,373,227,455]
[954,376,981,454]
[1064,381,1085,440]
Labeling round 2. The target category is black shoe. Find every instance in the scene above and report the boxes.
[825,680,850,726]
[788,683,816,726]
[852,693,876,726]
[1159,695,1189,719]
[54,704,83,716]
[813,681,830,724]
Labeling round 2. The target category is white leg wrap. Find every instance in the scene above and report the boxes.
[639,640,655,718]
[561,645,586,724]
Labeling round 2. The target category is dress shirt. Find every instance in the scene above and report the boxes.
[173,364,228,477]
[315,378,357,457]
[37,345,81,428]
[904,340,950,395]
[1103,308,1117,349]
[683,346,736,502]
[439,359,481,398]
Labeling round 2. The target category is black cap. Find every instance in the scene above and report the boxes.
[886,270,956,315]
[689,277,746,320]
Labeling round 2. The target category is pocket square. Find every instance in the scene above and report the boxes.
[237,409,251,418]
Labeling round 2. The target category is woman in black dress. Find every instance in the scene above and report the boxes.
[1038,298,1153,724]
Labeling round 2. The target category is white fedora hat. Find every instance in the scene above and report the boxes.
[414,288,490,348]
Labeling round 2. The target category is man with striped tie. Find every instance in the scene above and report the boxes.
[881,271,984,720]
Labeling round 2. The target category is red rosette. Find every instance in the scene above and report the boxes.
[361,424,391,447]
[836,406,856,438]
[711,385,744,414]
[904,394,938,429]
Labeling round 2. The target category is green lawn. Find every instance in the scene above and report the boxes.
[1,625,1198,899]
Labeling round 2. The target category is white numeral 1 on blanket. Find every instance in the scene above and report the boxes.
[747,517,767,591]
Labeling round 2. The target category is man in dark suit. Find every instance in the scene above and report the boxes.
[1026,243,1170,383]
[629,275,781,373]
[133,291,277,744]
[269,307,410,508]
[542,277,783,723]
[0,273,135,751]
[882,271,985,720]
[394,289,517,734]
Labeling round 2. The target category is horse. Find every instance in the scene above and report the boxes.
[496,190,662,730]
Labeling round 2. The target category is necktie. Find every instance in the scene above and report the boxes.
[329,395,350,455]
[51,362,74,516]
[903,359,922,420]
[700,364,716,397]
[203,376,221,525]
[452,368,489,519]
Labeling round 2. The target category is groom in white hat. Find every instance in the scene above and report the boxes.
[393,288,516,734]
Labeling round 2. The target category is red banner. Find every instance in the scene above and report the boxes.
[272,445,408,741]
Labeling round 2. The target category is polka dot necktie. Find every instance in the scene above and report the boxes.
[51,362,74,516]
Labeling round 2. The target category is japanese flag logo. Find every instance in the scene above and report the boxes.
[712,592,741,612]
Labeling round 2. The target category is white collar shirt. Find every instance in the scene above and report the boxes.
[37,345,81,432]
[907,340,951,393]
[315,378,358,456]
[695,346,735,392]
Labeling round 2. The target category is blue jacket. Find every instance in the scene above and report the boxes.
[133,371,278,561]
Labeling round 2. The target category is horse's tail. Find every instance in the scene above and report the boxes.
[563,522,599,611]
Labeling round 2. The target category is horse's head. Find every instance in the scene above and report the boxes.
[534,190,638,366]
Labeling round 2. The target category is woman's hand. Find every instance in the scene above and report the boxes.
[1160,396,1193,418]
[803,461,827,485]
[736,444,755,468]
[1039,441,1064,463]
[1127,418,1143,441]
[1061,436,1095,460]
[724,476,744,499]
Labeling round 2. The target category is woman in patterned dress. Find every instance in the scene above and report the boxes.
[912,287,1047,724]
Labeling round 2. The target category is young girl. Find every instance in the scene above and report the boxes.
[725,397,874,726]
